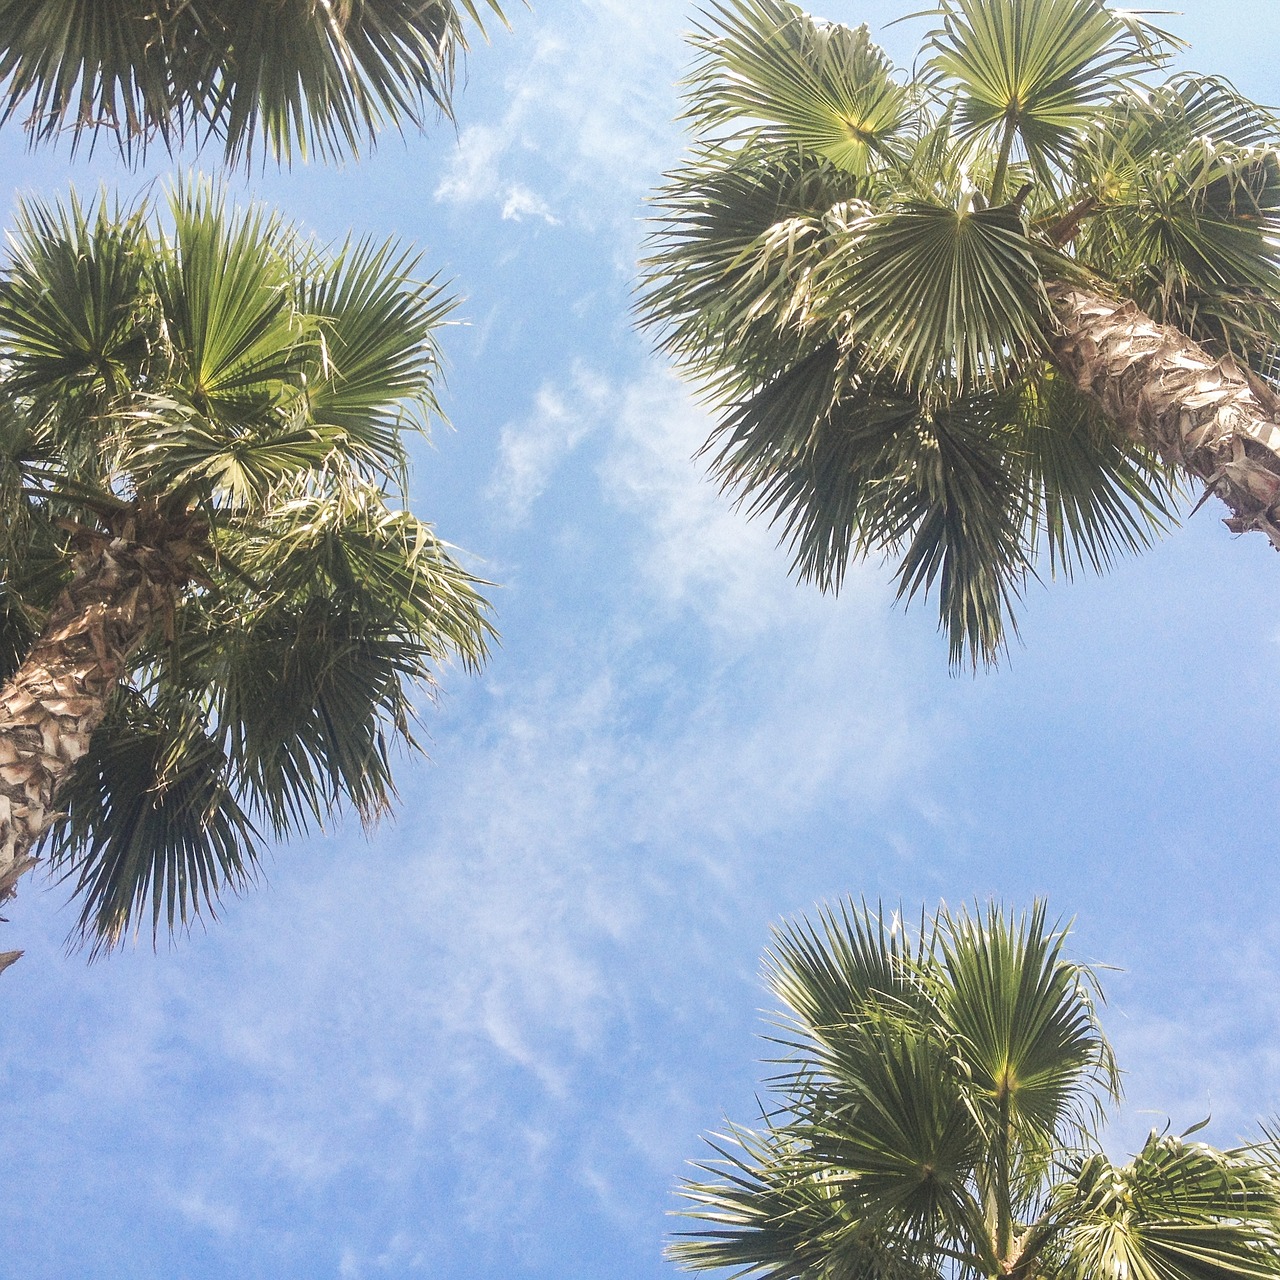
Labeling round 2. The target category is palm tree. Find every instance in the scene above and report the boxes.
[0,0,509,165]
[673,900,1280,1280]
[0,180,494,967]
[641,0,1280,665]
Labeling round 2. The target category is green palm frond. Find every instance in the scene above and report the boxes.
[199,489,492,837]
[1017,370,1179,578]
[935,901,1118,1200]
[47,689,260,957]
[0,193,152,464]
[673,1121,934,1280]
[881,394,1032,668]
[154,181,304,423]
[1058,1136,1280,1280]
[121,404,362,507]
[0,0,511,166]
[644,142,869,388]
[766,900,936,1041]
[687,0,913,174]
[920,0,1178,196]
[297,236,455,475]
[698,347,1035,666]
[821,198,1051,393]
[211,597,420,835]
[702,345,913,585]
[797,1012,990,1252]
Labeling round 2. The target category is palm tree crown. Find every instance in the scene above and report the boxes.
[0,181,494,954]
[641,0,1280,665]
[0,0,509,165]
[674,901,1280,1280]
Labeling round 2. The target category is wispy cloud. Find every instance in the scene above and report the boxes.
[488,365,611,520]
[432,1,692,234]
[501,185,560,225]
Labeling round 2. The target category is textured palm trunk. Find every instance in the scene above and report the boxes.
[1049,283,1280,547]
[0,530,187,969]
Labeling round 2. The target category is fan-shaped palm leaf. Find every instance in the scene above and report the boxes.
[687,0,913,174]
[919,0,1177,196]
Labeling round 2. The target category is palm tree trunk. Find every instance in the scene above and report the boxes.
[0,530,186,943]
[1049,283,1280,547]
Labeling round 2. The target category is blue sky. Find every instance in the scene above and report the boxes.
[5,2,1280,1277]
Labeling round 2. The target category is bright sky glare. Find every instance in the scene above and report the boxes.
[4,2,1280,1277]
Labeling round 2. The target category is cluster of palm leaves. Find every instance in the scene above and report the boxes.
[641,0,1280,664]
[0,0,507,163]
[0,182,494,951]
[674,900,1280,1280]
[0,1,512,956]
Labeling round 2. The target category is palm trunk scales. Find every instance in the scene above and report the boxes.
[0,531,182,958]
[1050,283,1280,547]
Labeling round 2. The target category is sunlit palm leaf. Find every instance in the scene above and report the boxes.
[297,236,454,473]
[920,0,1176,193]
[823,199,1051,393]
[154,181,304,422]
[935,902,1118,1204]
[766,900,936,1045]
[687,0,913,175]
[1058,1136,1280,1280]
[674,902,1162,1279]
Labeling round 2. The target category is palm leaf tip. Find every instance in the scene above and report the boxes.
[48,693,262,958]
[0,0,513,166]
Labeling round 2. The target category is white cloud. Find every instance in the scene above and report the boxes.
[488,365,610,520]
[430,1,692,232]
[500,184,560,224]
[433,122,506,205]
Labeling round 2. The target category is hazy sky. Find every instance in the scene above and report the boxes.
[5,3,1280,1277]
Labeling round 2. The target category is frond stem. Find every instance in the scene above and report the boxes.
[1042,196,1101,247]
[990,112,1019,206]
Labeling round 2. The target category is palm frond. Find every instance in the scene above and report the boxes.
[0,191,152,474]
[1058,1136,1280,1280]
[296,235,455,478]
[673,1121,937,1280]
[880,395,1032,669]
[1017,369,1179,577]
[45,689,260,958]
[641,141,870,386]
[935,901,1118,1198]
[686,0,914,174]
[821,198,1051,393]
[153,179,304,424]
[766,900,936,1045]
[0,0,511,165]
[920,0,1178,196]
